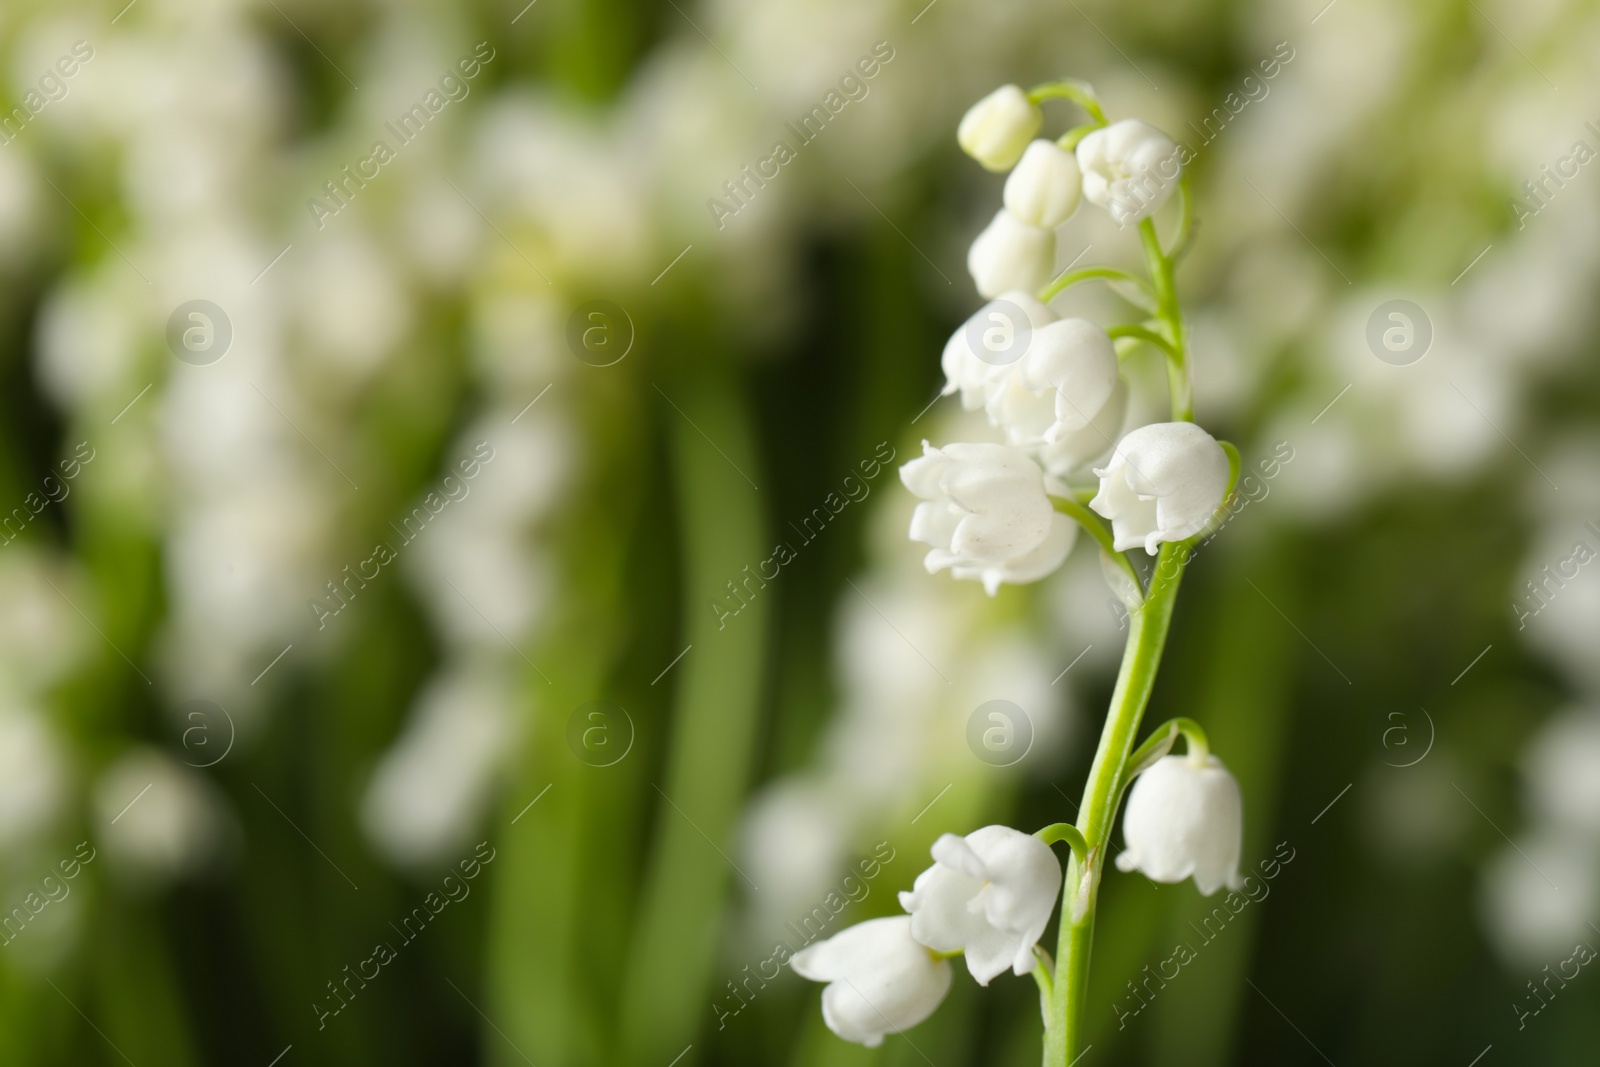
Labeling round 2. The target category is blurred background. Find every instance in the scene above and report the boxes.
[1,0,1598,1064]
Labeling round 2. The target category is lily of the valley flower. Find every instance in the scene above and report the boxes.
[1089,421,1229,554]
[1076,119,1182,226]
[1115,754,1244,895]
[941,291,1056,411]
[1004,140,1083,228]
[899,826,1062,984]
[985,317,1120,447]
[957,85,1043,172]
[968,209,1054,300]
[901,442,1076,595]
[789,916,953,1047]
[1037,378,1127,477]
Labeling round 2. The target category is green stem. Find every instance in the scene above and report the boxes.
[1037,266,1156,307]
[1035,822,1090,868]
[1138,218,1192,422]
[1044,541,1189,1065]
[1105,323,1177,360]
[1049,495,1140,594]
[1027,80,1107,125]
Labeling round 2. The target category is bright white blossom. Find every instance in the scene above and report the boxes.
[985,318,1120,446]
[789,916,952,1048]
[968,210,1055,300]
[1116,754,1244,895]
[1004,140,1082,228]
[957,85,1042,172]
[1076,120,1182,226]
[901,442,1076,595]
[898,825,1062,984]
[941,291,1055,411]
[1089,422,1229,554]
[1038,378,1127,477]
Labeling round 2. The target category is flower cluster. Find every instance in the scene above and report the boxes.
[904,83,1232,597]
[795,79,1254,1055]
[791,771,1245,1047]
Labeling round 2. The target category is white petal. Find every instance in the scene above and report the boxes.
[1119,755,1244,895]
[968,210,1055,300]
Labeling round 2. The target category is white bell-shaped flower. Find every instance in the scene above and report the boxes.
[940,292,1055,411]
[957,85,1042,172]
[898,825,1062,984]
[1089,421,1228,554]
[968,209,1055,300]
[985,318,1119,446]
[1004,140,1083,228]
[901,442,1076,595]
[1037,379,1127,477]
[1076,120,1182,225]
[790,916,952,1048]
[1116,754,1244,895]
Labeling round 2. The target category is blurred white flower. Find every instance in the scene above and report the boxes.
[1004,140,1082,228]
[968,209,1054,299]
[1525,711,1600,837]
[1090,422,1229,554]
[1077,120,1181,225]
[294,234,412,385]
[901,441,1075,595]
[790,915,952,1047]
[898,825,1060,984]
[1481,832,1600,965]
[1116,754,1244,895]
[0,708,68,849]
[361,662,518,869]
[94,748,231,888]
[740,780,849,931]
[957,85,1042,172]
